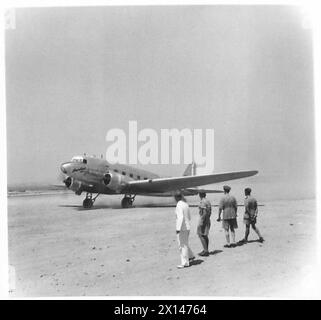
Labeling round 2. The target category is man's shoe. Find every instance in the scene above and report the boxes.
[189,256,195,261]
[239,239,247,244]
[259,237,264,243]
[230,243,236,248]
[177,264,189,269]
[223,244,231,248]
[198,251,205,256]
[199,251,209,257]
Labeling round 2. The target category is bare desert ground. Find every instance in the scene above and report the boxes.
[7,193,318,297]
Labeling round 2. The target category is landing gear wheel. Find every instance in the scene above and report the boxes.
[82,193,100,209]
[121,196,133,208]
[83,198,93,208]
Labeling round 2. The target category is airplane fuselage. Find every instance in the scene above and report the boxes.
[60,155,159,196]
[60,155,258,208]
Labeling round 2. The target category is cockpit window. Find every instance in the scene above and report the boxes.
[71,156,87,163]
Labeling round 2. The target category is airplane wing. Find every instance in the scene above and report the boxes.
[124,170,258,194]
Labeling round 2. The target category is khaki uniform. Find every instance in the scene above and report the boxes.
[219,194,238,230]
[244,196,258,225]
[197,198,212,236]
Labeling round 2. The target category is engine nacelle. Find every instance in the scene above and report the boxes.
[64,176,83,194]
[103,172,127,192]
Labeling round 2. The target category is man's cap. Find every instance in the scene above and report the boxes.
[223,185,231,192]
[245,187,252,194]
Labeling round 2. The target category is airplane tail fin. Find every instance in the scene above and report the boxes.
[183,162,197,176]
[183,163,224,196]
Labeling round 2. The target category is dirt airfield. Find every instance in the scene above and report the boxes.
[7,192,318,297]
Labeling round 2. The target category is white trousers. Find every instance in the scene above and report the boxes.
[177,230,194,266]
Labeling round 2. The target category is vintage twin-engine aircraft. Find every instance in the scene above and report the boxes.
[60,155,258,208]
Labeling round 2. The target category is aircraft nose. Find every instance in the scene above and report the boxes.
[60,163,69,174]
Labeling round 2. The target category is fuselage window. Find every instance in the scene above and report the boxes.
[122,171,126,176]
[137,175,141,180]
[144,177,148,180]
[114,169,119,173]
[129,173,133,178]
[83,159,87,164]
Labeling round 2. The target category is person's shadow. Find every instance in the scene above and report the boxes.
[236,239,263,246]
[209,249,223,255]
[189,259,204,266]
[246,239,264,244]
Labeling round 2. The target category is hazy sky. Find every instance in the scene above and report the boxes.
[5,6,315,198]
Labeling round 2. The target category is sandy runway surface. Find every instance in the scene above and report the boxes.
[7,193,317,297]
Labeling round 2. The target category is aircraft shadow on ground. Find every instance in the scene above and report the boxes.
[58,204,178,211]
[58,204,120,211]
[58,203,197,211]
[59,203,265,211]
[58,202,265,211]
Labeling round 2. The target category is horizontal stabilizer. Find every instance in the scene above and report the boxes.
[182,188,224,196]
[195,188,224,194]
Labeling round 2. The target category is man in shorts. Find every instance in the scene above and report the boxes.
[217,185,238,248]
[240,188,264,243]
[197,192,212,256]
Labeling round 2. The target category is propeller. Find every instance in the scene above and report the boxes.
[57,171,67,184]
[54,170,71,189]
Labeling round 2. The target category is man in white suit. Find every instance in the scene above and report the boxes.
[174,193,195,268]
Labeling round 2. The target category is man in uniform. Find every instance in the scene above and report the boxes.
[175,193,195,268]
[197,192,212,256]
[240,188,264,243]
[217,185,238,248]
